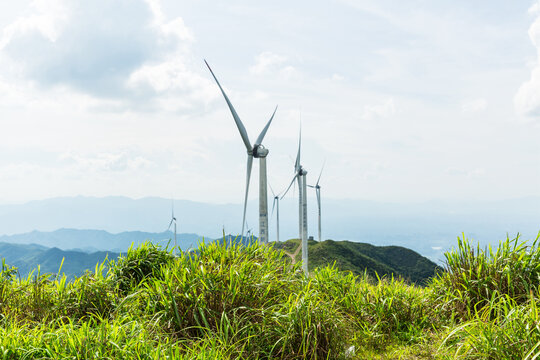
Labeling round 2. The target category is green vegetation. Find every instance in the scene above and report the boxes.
[0,233,539,358]
[275,238,441,284]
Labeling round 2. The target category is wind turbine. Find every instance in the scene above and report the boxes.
[308,162,325,242]
[167,201,177,255]
[270,184,281,243]
[205,60,277,244]
[282,128,308,273]
[246,222,253,241]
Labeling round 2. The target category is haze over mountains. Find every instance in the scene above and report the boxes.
[0,229,200,253]
[0,196,538,262]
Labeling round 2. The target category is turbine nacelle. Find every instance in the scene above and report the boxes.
[253,144,269,158]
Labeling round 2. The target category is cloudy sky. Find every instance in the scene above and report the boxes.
[0,0,539,205]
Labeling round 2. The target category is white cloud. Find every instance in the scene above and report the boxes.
[249,51,298,80]
[126,58,216,110]
[361,98,396,120]
[0,0,69,48]
[60,151,154,172]
[145,0,194,42]
[0,0,201,106]
[514,1,540,117]
[530,2,540,15]
[250,51,287,74]
[445,167,485,178]
[331,74,345,81]
[461,98,487,113]
[0,0,537,205]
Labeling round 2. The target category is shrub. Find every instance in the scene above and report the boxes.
[109,241,175,294]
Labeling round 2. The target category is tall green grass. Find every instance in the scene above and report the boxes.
[432,233,540,320]
[432,232,540,359]
[1,233,540,359]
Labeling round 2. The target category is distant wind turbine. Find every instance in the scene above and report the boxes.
[308,162,325,242]
[282,128,308,273]
[270,184,281,243]
[205,60,277,244]
[167,201,177,255]
[246,222,253,240]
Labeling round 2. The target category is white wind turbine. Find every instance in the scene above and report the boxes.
[205,60,277,244]
[282,128,309,273]
[167,201,177,255]
[308,163,325,243]
[270,184,281,243]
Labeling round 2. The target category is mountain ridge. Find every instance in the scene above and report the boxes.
[0,228,201,252]
[0,238,440,283]
[275,239,441,284]
[0,195,538,261]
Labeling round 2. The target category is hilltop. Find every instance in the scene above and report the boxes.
[275,239,441,284]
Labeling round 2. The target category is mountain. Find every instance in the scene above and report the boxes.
[0,195,538,261]
[274,239,442,284]
[0,242,119,279]
[0,229,203,252]
[1,238,440,283]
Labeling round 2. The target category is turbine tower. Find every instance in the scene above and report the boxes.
[167,201,177,255]
[308,162,325,242]
[270,185,281,243]
[282,129,309,273]
[205,60,277,244]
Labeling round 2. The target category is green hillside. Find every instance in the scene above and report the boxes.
[274,239,441,284]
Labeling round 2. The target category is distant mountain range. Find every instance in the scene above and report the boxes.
[0,229,202,253]
[0,239,440,284]
[0,195,538,261]
[0,242,119,279]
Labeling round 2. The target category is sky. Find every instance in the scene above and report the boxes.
[0,0,539,205]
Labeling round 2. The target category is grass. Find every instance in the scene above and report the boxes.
[0,232,539,358]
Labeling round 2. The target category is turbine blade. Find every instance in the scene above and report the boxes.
[205,60,252,151]
[255,105,278,145]
[269,183,276,197]
[281,175,297,199]
[271,197,276,219]
[295,126,301,172]
[241,155,253,237]
[167,218,174,231]
[316,161,326,186]
[307,185,315,188]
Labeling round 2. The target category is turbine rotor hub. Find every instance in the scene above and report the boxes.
[252,144,269,158]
